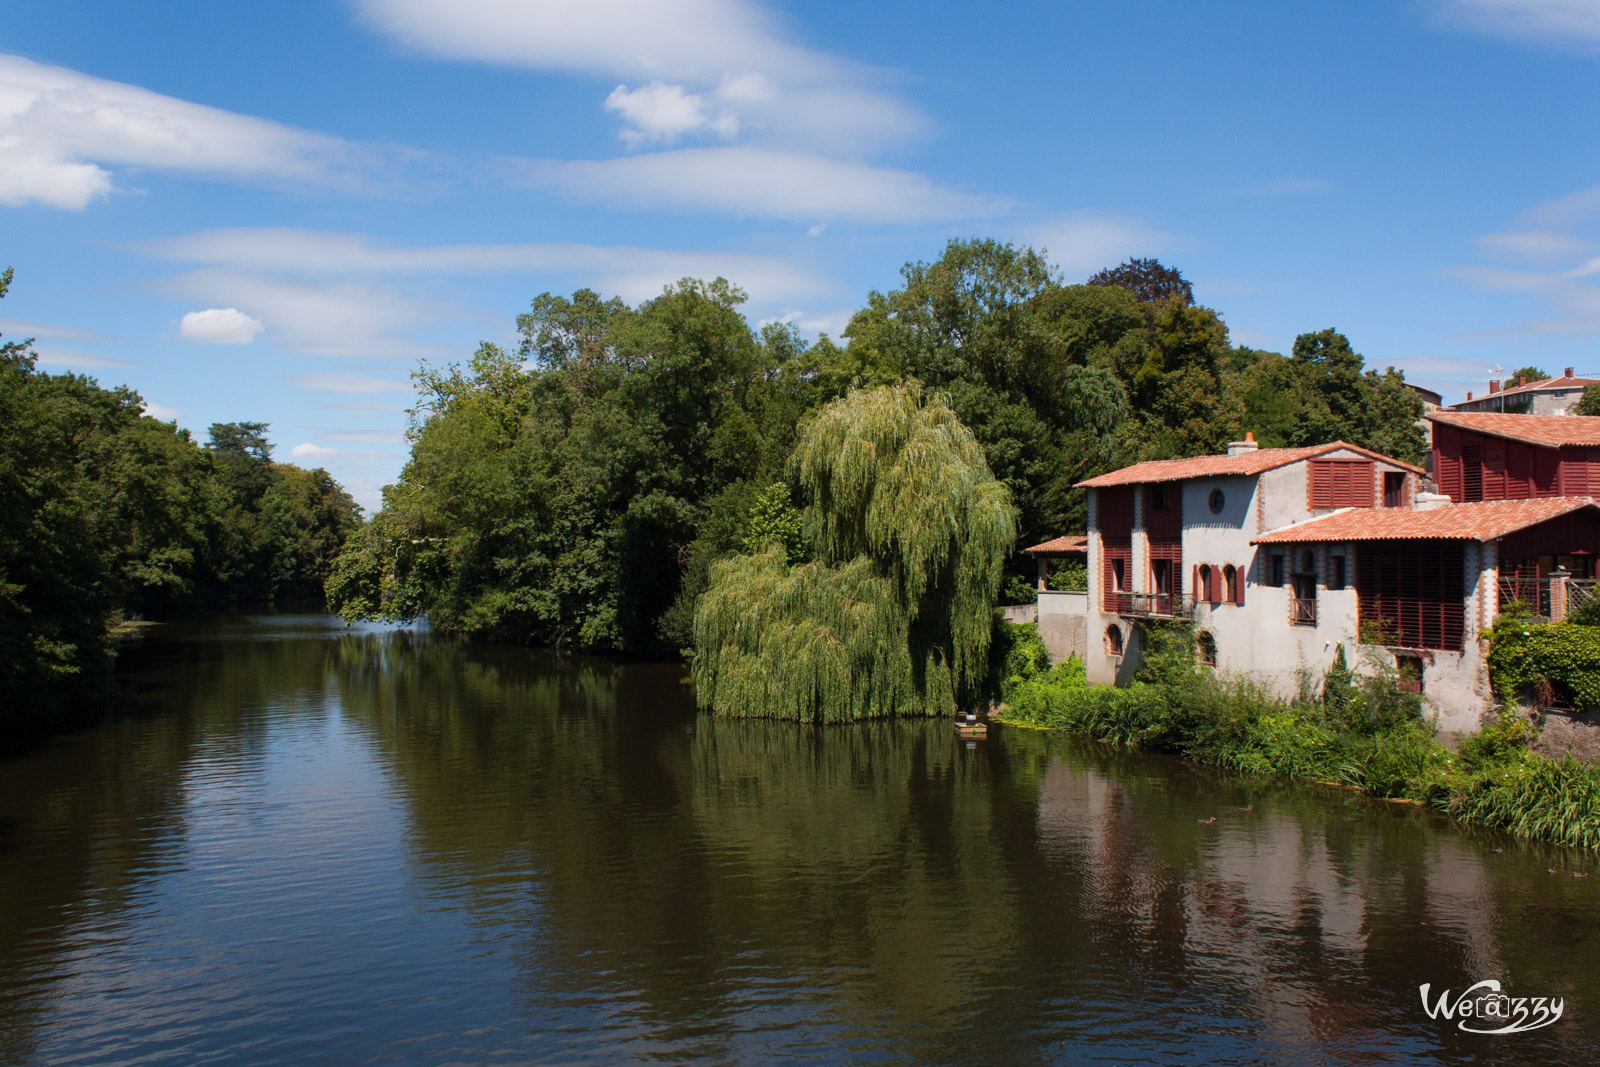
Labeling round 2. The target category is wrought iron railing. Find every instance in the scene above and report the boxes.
[1117,592,1195,620]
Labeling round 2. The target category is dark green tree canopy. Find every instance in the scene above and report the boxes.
[1086,258,1194,306]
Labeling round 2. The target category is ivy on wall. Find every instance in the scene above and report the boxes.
[1488,614,1600,708]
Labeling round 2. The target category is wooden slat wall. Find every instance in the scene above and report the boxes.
[1102,539,1133,613]
[1143,484,1183,539]
[1355,542,1465,651]
[1309,460,1375,508]
[1436,426,1564,502]
[1434,425,1462,499]
[1099,485,1135,538]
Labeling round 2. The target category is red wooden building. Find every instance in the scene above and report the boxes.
[1428,411,1600,502]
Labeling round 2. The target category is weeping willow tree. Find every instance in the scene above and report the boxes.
[692,384,1016,721]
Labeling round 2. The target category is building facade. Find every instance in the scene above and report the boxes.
[1448,369,1596,416]
[1046,428,1600,732]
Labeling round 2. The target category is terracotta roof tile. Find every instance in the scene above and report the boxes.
[1427,410,1600,447]
[1077,441,1423,488]
[1251,497,1600,545]
[1024,535,1088,555]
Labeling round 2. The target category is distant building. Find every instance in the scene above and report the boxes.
[1405,382,1443,411]
[1449,368,1597,416]
[1031,427,1600,731]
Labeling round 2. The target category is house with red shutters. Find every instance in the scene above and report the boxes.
[1034,420,1600,731]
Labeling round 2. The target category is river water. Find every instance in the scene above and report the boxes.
[1,615,1597,1064]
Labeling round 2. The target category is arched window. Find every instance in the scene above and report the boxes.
[1106,624,1124,657]
[1198,564,1213,603]
[1197,631,1217,667]
[1222,564,1238,605]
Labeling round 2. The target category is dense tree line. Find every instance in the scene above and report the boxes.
[1,268,361,726]
[330,240,1427,674]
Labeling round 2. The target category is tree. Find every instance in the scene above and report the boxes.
[691,385,1016,721]
[1503,366,1549,390]
[1574,384,1600,416]
[1086,258,1194,306]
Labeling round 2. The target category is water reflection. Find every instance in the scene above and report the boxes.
[0,618,1596,1064]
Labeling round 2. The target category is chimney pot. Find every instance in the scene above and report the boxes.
[1567,367,1576,378]
[1489,381,1501,394]
[1227,434,1259,457]
[1467,391,1474,400]
[1520,375,1527,386]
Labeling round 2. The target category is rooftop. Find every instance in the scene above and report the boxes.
[1427,410,1600,447]
[1449,372,1598,407]
[1077,441,1424,488]
[1024,535,1088,555]
[1251,497,1600,545]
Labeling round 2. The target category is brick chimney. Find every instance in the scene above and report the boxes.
[1467,391,1474,400]
[1520,375,1528,386]
[1567,367,1576,378]
[1489,380,1501,394]
[1227,431,1258,457]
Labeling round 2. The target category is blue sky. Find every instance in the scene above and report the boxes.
[4,0,1600,510]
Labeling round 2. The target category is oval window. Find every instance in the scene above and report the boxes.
[1208,488,1225,514]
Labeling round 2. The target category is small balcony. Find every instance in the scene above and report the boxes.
[1117,592,1195,621]
[1291,597,1318,627]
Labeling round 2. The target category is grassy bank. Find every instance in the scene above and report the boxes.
[993,623,1600,849]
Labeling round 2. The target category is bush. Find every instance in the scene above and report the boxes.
[1488,615,1600,708]
[996,630,1600,850]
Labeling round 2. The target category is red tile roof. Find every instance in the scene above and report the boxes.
[1076,441,1423,488]
[1452,373,1599,403]
[1024,535,1089,555]
[1251,497,1600,545]
[1427,410,1600,447]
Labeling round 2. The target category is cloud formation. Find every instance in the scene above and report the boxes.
[291,372,413,394]
[145,226,836,306]
[1431,0,1600,49]
[354,0,922,151]
[515,148,1008,223]
[180,307,265,345]
[1022,212,1177,276]
[0,53,383,209]
[604,82,738,146]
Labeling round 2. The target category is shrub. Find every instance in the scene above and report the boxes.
[1488,616,1600,708]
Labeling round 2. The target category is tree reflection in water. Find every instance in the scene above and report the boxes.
[1,617,1597,1065]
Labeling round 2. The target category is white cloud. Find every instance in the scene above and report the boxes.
[514,147,1009,223]
[759,307,854,336]
[605,82,737,146]
[291,372,413,394]
[141,400,182,422]
[354,0,923,151]
[146,226,836,306]
[1475,229,1597,264]
[289,442,341,459]
[179,307,264,345]
[0,53,385,209]
[163,270,460,358]
[1023,212,1178,276]
[0,316,117,343]
[1430,0,1600,49]
[323,428,408,444]
[32,346,140,369]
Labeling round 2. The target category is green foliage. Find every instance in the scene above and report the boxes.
[1050,558,1088,591]
[996,635,1600,849]
[741,482,805,561]
[692,384,1017,721]
[333,244,1437,663]
[1573,383,1600,416]
[1503,365,1548,390]
[0,266,358,727]
[1488,616,1600,708]
[1086,257,1194,306]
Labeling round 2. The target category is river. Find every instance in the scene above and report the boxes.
[1,614,1596,1064]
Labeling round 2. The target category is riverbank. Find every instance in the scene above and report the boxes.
[993,624,1600,850]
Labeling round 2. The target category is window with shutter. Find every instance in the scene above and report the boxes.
[1309,460,1375,508]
